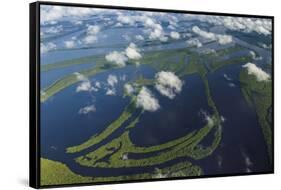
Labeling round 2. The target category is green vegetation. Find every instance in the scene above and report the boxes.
[209,55,252,72]
[75,112,220,168]
[134,75,155,86]
[197,45,253,72]
[41,54,104,72]
[125,111,143,129]
[206,45,243,57]
[239,69,272,161]
[41,66,106,102]
[41,47,185,73]
[41,158,201,186]
[41,158,93,186]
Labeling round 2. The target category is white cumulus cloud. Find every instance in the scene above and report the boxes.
[117,14,136,25]
[105,75,118,96]
[76,81,95,92]
[242,63,270,82]
[41,42,56,54]
[105,51,128,67]
[106,88,116,96]
[136,87,160,112]
[149,28,168,42]
[83,25,100,45]
[40,5,105,24]
[192,26,233,45]
[64,40,75,48]
[142,18,168,42]
[95,81,101,88]
[124,83,134,95]
[217,34,233,45]
[135,35,144,41]
[125,43,142,60]
[83,35,97,44]
[74,72,87,81]
[86,25,100,35]
[107,74,118,87]
[44,25,63,34]
[184,14,272,36]
[105,43,141,67]
[186,38,202,48]
[249,51,262,60]
[170,31,180,39]
[155,71,183,99]
[74,72,97,92]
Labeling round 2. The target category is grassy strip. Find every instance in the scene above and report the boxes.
[209,55,252,72]
[41,158,201,186]
[76,113,218,168]
[196,44,252,72]
[239,69,272,162]
[41,65,106,102]
[41,28,83,43]
[41,55,104,72]
[76,130,195,167]
[41,47,186,72]
[206,45,243,57]
[241,87,254,107]
[134,76,155,87]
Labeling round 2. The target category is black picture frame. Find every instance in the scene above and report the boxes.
[30,1,274,189]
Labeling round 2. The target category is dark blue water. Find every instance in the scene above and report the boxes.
[130,74,212,147]
[196,63,271,175]
[41,64,154,149]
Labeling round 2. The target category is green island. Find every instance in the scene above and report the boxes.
[239,69,272,161]
[41,54,104,72]
[41,158,201,186]
[75,116,219,168]
[41,65,106,102]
